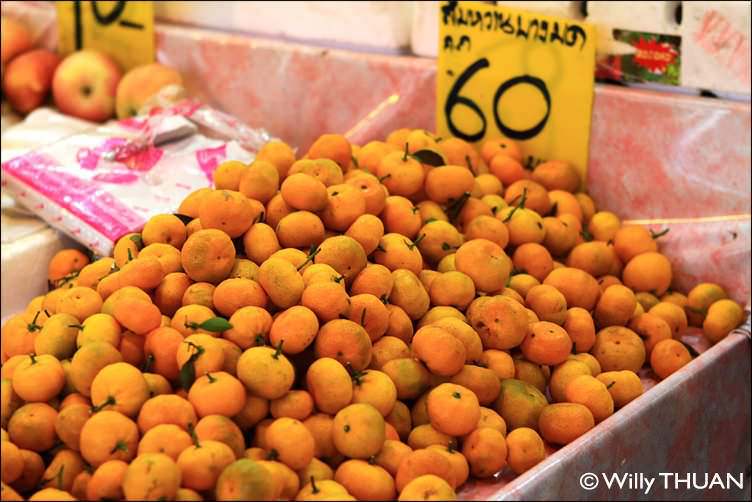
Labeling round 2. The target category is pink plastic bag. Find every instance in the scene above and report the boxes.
[1,104,268,256]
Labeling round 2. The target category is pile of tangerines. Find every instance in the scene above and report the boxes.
[1,129,746,501]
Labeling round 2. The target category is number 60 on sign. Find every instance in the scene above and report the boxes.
[436,1,596,183]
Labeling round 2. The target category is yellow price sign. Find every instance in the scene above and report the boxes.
[437,1,596,182]
[57,1,155,71]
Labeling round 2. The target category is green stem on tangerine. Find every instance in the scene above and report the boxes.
[188,423,200,447]
[27,311,42,333]
[651,228,670,239]
[91,395,116,413]
[502,187,528,223]
[465,155,476,174]
[110,439,129,454]
[297,245,321,271]
[446,192,471,221]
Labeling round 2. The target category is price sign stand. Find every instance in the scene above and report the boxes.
[56,0,155,71]
[437,0,596,182]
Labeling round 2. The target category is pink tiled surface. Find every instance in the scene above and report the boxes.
[2,2,751,500]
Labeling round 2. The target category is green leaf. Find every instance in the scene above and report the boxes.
[173,213,194,225]
[129,234,144,249]
[179,360,196,391]
[410,149,446,167]
[446,192,471,221]
[178,342,205,390]
[198,317,233,332]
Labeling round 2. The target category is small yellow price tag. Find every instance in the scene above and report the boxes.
[56,1,155,71]
[437,1,596,183]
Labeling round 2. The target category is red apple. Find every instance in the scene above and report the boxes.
[3,49,61,114]
[52,50,122,122]
[1,17,33,66]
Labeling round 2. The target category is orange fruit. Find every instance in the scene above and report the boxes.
[48,249,90,284]
[462,427,508,478]
[177,439,235,492]
[70,341,123,397]
[543,267,601,311]
[213,159,247,191]
[454,239,511,294]
[538,403,594,445]
[122,452,181,501]
[314,319,373,371]
[335,459,396,500]
[266,417,316,470]
[481,137,522,164]
[505,427,545,474]
[198,189,255,238]
[79,411,139,467]
[564,374,615,423]
[215,459,279,501]
[332,403,385,459]
[270,390,314,421]
[520,321,573,366]
[426,383,480,436]
[595,370,643,408]
[257,140,296,179]
[703,299,744,343]
[142,214,187,248]
[650,339,692,380]
[86,460,128,501]
[628,313,672,356]
[308,134,352,170]
[194,414,246,459]
[137,394,197,433]
[222,306,274,350]
[591,326,646,373]
[648,301,688,339]
[56,286,103,322]
[239,160,280,204]
[12,354,65,402]
[181,229,236,284]
[351,369,397,417]
[213,277,268,317]
[306,358,353,415]
[188,371,246,418]
[90,362,149,417]
[411,326,466,377]
[398,474,456,501]
[622,252,673,297]
[395,448,453,493]
[137,423,192,460]
[236,345,295,400]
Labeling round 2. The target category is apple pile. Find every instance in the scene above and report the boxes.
[1,16,182,122]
